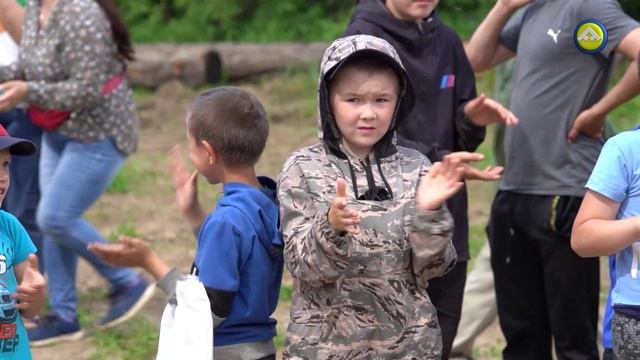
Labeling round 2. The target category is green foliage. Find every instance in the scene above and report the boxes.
[113,0,506,43]
[609,95,640,131]
[467,223,487,271]
[107,161,143,194]
[260,65,319,124]
[279,284,293,302]
[107,157,163,195]
[438,0,493,39]
[115,0,640,43]
[116,0,353,42]
[274,331,286,349]
[107,223,139,242]
[91,316,159,360]
[608,59,640,131]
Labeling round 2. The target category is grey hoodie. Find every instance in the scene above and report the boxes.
[278,35,456,359]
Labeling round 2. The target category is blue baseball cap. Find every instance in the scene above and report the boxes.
[0,124,36,156]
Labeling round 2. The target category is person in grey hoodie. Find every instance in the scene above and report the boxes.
[343,1,517,357]
[279,34,461,359]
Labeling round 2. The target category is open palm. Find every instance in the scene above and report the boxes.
[416,156,465,210]
[169,145,199,214]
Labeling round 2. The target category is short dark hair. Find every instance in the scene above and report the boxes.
[187,87,269,167]
[328,54,401,94]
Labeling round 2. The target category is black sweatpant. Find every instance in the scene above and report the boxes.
[488,191,599,360]
[427,260,467,360]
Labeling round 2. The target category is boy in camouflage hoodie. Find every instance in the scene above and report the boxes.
[278,35,461,358]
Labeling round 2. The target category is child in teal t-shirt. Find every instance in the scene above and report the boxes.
[0,124,45,359]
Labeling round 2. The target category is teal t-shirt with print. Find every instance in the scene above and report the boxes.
[0,211,36,359]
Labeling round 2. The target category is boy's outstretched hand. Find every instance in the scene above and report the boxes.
[170,145,206,231]
[416,155,465,211]
[328,179,360,235]
[463,165,504,181]
[89,236,170,281]
[14,254,46,319]
[89,236,152,268]
[447,151,503,181]
[464,94,519,127]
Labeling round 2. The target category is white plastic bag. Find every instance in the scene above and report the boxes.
[156,275,213,360]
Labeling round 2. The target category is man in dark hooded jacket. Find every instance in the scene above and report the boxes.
[343,1,517,357]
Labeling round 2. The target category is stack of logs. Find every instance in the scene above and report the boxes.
[127,42,328,89]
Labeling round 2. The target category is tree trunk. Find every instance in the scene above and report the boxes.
[127,42,328,89]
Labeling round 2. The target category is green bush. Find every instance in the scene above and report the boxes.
[117,0,353,42]
[116,1,638,43]
[115,0,499,43]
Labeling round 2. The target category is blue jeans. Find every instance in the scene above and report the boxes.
[0,109,44,270]
[36,132,138,319]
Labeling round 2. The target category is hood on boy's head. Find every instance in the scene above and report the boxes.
[318,34,415,159]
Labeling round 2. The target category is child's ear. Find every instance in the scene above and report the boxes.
[201,140,217,164]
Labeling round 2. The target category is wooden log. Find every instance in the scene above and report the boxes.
[127,42,328,89]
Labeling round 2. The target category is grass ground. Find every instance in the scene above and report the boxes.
[31,61,639,359]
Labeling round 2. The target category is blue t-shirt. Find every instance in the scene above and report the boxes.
[0,211,36,359]
[586,130,640,308]
[193,177,283,347]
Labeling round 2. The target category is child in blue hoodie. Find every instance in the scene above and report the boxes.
[90,86,283,360]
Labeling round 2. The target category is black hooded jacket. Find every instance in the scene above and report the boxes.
[343,0,486,261]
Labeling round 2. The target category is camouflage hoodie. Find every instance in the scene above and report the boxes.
[278,35,456,359]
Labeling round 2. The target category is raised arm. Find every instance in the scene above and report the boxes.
[465,0,530,72]
[169,145,207,235]
[602,29,640,112]
[278,157,354,287]
[409,155,462,286]
[567,6,640,142]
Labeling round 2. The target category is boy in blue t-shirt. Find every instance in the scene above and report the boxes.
[572,128,640,358]
[90,87,283,359]
[0,124,45,359]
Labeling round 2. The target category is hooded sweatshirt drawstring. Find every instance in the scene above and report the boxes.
[346,158,360,200]
[376,155,394,199]
[345,154,394,201]
[363,157,377,197]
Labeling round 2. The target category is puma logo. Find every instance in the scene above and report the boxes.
[547,28,561,44]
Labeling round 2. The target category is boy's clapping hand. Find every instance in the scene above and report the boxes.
[416,155,465,211]
[169,145,207,232]
[328,179,361,235]
[464,94,519,127]
[13,254,46,317]
[89,236,152,268]
[447,151,503,181]
[89,236,170,282]
[169,145,201,215]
